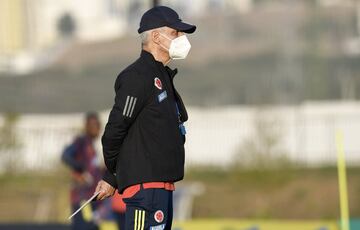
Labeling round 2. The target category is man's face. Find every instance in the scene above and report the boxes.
[86,117,101,139]
[153,27,184,55]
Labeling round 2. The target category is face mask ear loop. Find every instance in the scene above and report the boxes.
[159,33,172,41]
[158,33,172,56]
[159,43,169,52]
[164,58,172,66]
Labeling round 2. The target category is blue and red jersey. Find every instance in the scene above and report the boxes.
[62,135,103,205]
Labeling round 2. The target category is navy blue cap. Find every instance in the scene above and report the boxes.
[138,6,196,34]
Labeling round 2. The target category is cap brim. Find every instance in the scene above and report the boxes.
[170,21,196,34]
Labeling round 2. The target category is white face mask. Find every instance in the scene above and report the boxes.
[159,33,192,60]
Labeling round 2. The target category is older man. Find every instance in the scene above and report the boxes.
[94,5,196,230]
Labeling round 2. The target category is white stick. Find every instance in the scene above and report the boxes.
[68,191,100,220]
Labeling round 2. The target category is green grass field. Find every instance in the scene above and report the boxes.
[99,219,339,230]
[0,166,359,225]
[174,219,339,230]
[185,166,360,219]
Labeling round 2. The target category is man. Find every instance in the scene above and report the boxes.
[94,6,196,230]
[62,112,107,230]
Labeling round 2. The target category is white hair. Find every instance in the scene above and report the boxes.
[139,27,166,47]
[140,30,151,46]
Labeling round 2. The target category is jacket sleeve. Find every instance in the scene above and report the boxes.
[61,139,84,173]
[102,169,117,188]
[101,71,149,174]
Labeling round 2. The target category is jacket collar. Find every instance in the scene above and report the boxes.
[140,50,178,79]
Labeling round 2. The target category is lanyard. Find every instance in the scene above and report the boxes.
[175,102,186,136]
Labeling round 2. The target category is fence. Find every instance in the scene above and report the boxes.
[1,101,360,172]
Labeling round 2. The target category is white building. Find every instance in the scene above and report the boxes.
[0,0,127,74]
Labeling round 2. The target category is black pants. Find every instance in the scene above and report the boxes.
[122,186,173,230]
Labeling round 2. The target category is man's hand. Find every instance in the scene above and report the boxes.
[95,180,115,200]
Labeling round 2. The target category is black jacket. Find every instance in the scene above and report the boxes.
[102,50,188,193]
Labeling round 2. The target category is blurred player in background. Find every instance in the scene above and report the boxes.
[62,112,108,230]
[111,192,126,230]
